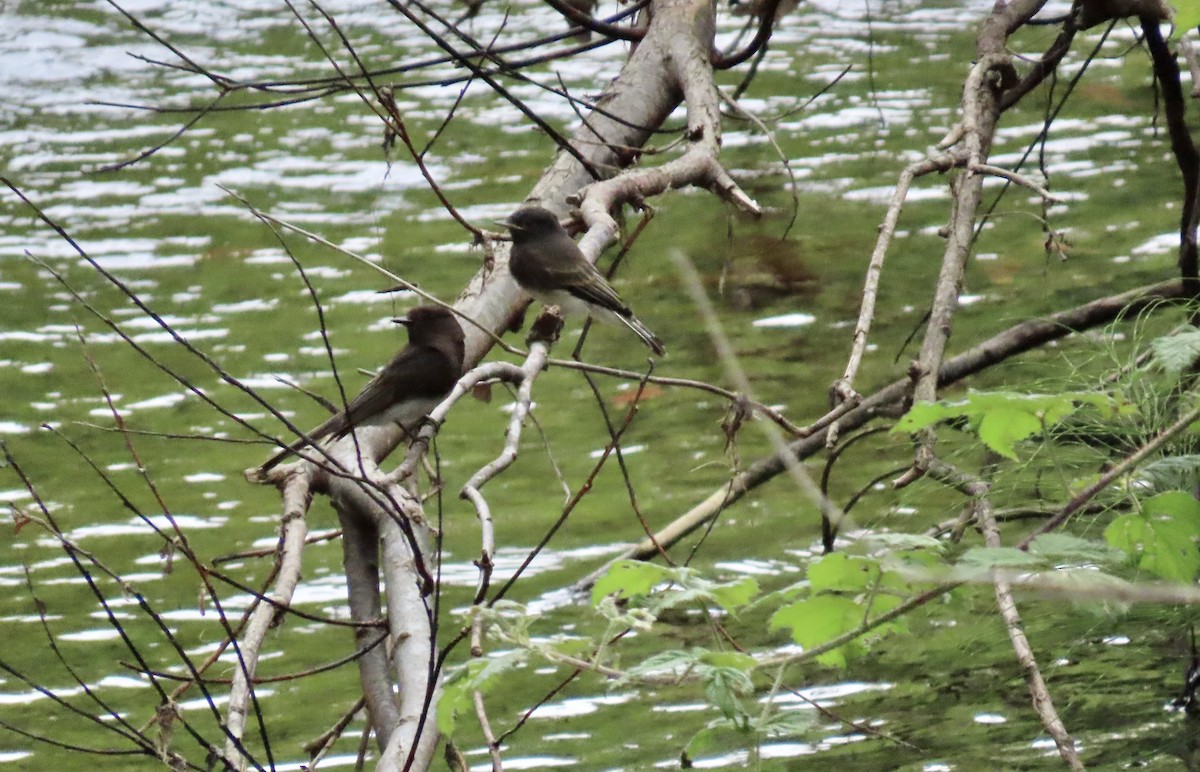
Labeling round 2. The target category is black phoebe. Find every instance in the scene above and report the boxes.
[260,305,466,471]
[499,205,666,356]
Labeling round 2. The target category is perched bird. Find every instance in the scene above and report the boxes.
[498,205,665,356]
[260,305,466,471]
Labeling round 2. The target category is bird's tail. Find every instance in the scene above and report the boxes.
[618,314,666,356]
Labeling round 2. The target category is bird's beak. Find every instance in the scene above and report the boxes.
[494,218,516,231]
[392,316,412,327]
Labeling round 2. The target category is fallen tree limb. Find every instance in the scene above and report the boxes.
[588,278,1186,575]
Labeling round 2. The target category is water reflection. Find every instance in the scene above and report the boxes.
[0,0,1189,768]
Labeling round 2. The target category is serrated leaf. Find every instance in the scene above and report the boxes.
[1105,501,1200,583]
[682,722,750,766]
[703,665,754,720]
[1151,328,1200,374]
[1041,397,1082,426]
[436,651,528,736]
[865,594,908,637]
[698,650,757,672]
[808,553,881,593]
[1120,514,1193,580]
[770,595,860,668]
[623,649,695,678]
[1027,533,1124,564]
[651,586,705,615]
[591,560,670,605]
[1076,390,1139,418]
[879,548,945,578]
[892,400,957,433]
[709,577,760,611]
[1050,568,1133,613]
[1136,456,1200,494]
[744,579,808,612]
[977,406,1042,459]
[893,389,1123,459]
[760,709,817,737]
[436,681,468,736]
[958,546,1045,568]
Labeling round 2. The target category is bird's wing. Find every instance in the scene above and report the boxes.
[260,343,459,472]
[563,261,632,317]
[330,346,447,437]
[258,368,409,471]
[514,235,633,316]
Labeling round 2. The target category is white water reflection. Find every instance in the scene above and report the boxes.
[0,0,1175,769]
[56,514,226,542]
[469,757,575,771]
[527,691,637,719]
[440,542,628,590]
[753,312,816,328]
[769,680,894,706]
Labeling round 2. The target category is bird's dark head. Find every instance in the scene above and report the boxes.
[393,305,466,351]
[496,206,563,242]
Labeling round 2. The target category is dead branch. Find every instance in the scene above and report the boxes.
[591,279,1186,573]
[575,0,762,228]
[461,311,562,603]
[223,498,310,768]
[227,0,740,764]
[829,149,963,438]
[926,460,1083,770]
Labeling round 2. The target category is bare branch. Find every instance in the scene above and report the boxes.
[597,279,1187,570]
[926,460,1083,770]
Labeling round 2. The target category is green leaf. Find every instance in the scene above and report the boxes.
[863,595,909,637]
[743,579,809,612]
[1126,513,1199,581]
[879,547,945,578]
[1050,569,1133,613]
[1137,455,1200,493]
[436,652,527,737]
[1144,490,1200,523]
[759,709,816,737]
[622,650,695,679]
[977,406,1042,459]
[698,650,757,672]
[1104,491,1200,582]
[1027,533,1124,564]
[892,389,1127,459]
[682,722,752,766]
[770,595,861,668]
[703,665,754,720]
[709,577,760,611]
[958,546,1045,568]
[648,571,761,616]
[1178,1,1200,37]
[1151,328,1200,373]
[436,677,470,736]
[682,726,718,764]
[893,400,956,433]
[620,647,757,683]
[591,560,670,605]
[808,553,881,593]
